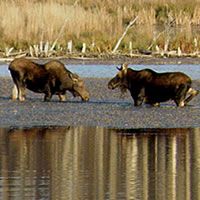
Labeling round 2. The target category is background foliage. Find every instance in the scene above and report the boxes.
[1,0,200,54]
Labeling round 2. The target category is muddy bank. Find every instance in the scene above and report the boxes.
[1,56,200,65]
[60,56,200,65]
[0,78,199,128]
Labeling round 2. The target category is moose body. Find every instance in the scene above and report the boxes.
[108,63,198,107]
[9,58,89,101]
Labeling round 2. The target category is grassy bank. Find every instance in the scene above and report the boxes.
[1,0,200,57]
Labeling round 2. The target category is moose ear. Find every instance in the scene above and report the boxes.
[116,63,128,71]
[121,63,128,75]
[116,65,122,71]
[122,63,128,70]
[69,73,79,82]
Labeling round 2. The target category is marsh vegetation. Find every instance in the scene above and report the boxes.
[1,0,200,57]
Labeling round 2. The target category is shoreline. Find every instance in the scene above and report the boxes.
[0,55,200,66]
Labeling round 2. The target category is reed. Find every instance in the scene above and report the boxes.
[0,0,200,55]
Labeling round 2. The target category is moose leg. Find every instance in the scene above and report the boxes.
[15,80,26,101]
[44,92,52,101]
[43,85,52,101]
[184,88,199,105]
[58,93,66,102]
[174,84,188,107]
[18,87,26,101]
[11,78,26,101]
[44,94,52,101]
[11,84,18,100]
[175,99,185,107]
[134,98,144,106]
[133,88,145,106]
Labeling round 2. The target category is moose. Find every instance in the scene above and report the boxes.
[108,63,198,107]
[9,58,89,102]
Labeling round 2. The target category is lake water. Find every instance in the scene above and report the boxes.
[0,127,199,200]
[0,64,200,199]
[0,64,200,79]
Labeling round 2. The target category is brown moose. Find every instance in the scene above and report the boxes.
[108,63,198,107]
[9,58,89,102]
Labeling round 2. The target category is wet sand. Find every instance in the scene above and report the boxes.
[0,77,199,128]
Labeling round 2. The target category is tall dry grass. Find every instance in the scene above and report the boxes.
[0,2,111,42]
[0,0,200,53]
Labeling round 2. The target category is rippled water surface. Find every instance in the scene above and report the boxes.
[0,127,200,200]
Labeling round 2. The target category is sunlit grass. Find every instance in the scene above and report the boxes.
[0,0,200,53]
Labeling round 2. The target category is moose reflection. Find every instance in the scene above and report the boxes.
[0,126,199,199]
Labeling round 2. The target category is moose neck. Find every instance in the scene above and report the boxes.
[124,68,137,89]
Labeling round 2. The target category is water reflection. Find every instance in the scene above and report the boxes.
[0,126,199,200]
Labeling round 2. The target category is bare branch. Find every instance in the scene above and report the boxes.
[147,19,175,50]
[50,0,79,52]
[112,16,138,54]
